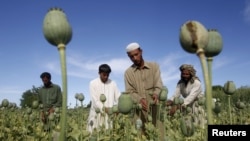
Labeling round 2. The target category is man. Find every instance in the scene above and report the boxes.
[124,42,165,141]
[38,72,62,124]
[87,64,121,133]
[167,64,206,127]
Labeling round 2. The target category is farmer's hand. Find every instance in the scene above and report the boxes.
[181,104,187,111]
[169,105,178,116]
[41,111,46,123]
[140,98,148,112]
[152,93,159,104]
[166,100,173,106]
[48,107,55,115]
[104,107,108,113]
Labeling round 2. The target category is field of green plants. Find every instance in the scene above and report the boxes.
[1,86,250,141]
[21,9,247,141]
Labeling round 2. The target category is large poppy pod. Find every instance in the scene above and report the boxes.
[118,92,133,114]
[179,20,209,54]
[43,7,72,47]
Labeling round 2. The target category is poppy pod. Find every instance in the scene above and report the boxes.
[75,93,79,99]
[205,29,223,57]
[43,7,72,47]
[223,81,236,95]
[112,105,118,113]
[159,86,168,101]
[106,108,113,115]
[179,20,209,54]
[180,116,195,137]
[26,107,32,115]
[78,93,85,102]
[236,101,245,109]
[213,102,221,114]
[1,99,9,107]
[118,92,133,114]
[32,100,39,109]
[198,96,205,106]
[100,94,106,103]
[173,97,180,105]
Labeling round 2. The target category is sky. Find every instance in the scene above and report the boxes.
[1,0,250,108]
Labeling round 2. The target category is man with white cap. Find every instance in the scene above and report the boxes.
[124,42,165,141]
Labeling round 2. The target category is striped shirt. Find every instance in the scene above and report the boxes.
[124,61,163,103]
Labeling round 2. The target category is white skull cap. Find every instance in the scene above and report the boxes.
[126,42,140,52]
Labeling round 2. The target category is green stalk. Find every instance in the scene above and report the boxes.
[125,115,131,141]
[207,57,213,125]
[196,48,213,125]
[240,110,242,124]
[227,96,232,124]
[156,103,161,141]
[157,103,161,127]
[207,57,213,92]
[80,101,83,141]
[58,43,68,141]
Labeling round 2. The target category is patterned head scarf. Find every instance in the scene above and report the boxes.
[179,64,200,83]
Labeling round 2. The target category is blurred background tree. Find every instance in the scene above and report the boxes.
[20,85,39,108]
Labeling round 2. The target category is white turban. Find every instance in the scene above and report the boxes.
[126,42,140,52]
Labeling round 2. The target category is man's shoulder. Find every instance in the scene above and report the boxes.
[90,78,100,85]
[191,79,202,87]
[109,79,118,85]
[147,61,159,65]
[145,61,160,68]
[193,79,202,84]
[51,83,61,88]
[125,64,134,72]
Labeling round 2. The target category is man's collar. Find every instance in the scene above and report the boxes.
[43,82,53,88]
[131,62,150,71]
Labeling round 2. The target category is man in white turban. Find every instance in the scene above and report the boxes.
[124,42,165,141]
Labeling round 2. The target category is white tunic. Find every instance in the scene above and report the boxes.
[170,79,203,106]
[86,77,121,133]
[170,79,206,128]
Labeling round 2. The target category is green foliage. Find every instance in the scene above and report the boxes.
[0,84,247,140]
[86,101,91,108]
[212,85,223,91]
[212,85,250,105]
[211,85,250,125]
[0,98,249,141]
[20,85,39,108]
[233,86,250,102]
